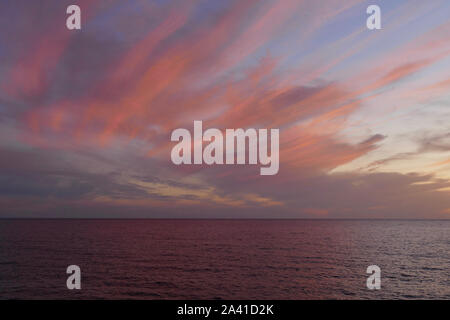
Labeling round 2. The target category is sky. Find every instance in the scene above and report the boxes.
[0,0,449,218]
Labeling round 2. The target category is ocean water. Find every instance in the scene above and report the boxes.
[0,219,448,300]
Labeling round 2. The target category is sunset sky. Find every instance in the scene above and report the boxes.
[0,0,449,218]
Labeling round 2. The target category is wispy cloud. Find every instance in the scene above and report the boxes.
[1,0,450,218]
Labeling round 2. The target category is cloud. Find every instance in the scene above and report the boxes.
[1,1,450,218]
[366,132,450,170]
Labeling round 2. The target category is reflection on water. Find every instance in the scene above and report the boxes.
[0,219,448,299]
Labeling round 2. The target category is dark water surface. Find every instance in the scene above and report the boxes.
[0,219,448,299]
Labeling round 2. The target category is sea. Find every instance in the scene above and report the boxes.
[0,219,448,299]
